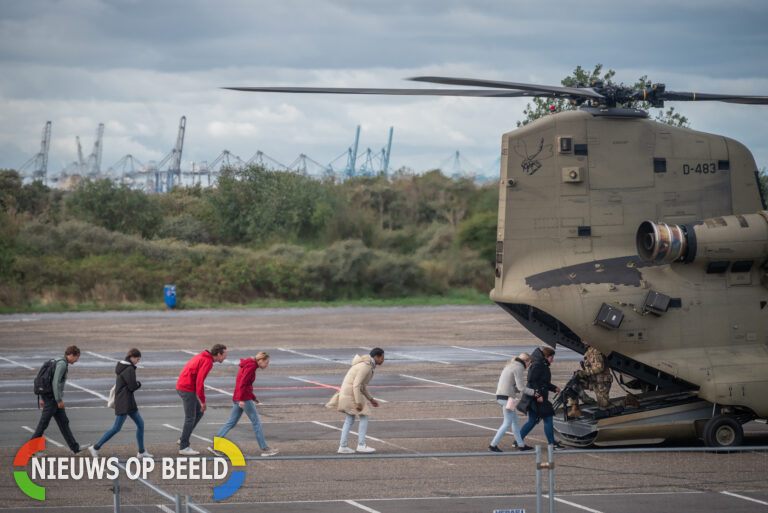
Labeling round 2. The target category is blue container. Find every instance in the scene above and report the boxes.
[164,284,177,308]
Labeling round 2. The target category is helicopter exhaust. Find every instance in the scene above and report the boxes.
[636,211,768,264]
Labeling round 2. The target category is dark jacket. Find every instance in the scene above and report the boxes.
[176,350,214,404]
[114,360,141,415]
[233,358,258,402]
[526,348,558,418]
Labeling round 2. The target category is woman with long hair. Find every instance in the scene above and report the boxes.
[489,352,532,452]
[519,346,563,449]
[89,348,151,458]
[210,352,278,457]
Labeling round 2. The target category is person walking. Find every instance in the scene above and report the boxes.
[209,352,278,457]
[89,348,152,459]
[31,345,86,454]
[518,346,563,450]
[176,344,227,455]
[326,348,384,454]
[488,352,532,452]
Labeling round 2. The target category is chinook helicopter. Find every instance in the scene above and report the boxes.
[226,76,768,447]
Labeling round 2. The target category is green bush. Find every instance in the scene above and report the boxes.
[66,179,162,238]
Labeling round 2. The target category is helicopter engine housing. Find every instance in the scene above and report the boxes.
[636,211,768,264]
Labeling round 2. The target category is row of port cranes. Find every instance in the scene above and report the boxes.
[18,119,396,193]
[17,119,499,192]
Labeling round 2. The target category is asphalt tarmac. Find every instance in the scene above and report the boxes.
[1,306,767,513]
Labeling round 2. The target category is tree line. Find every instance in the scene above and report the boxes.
[0,166,498,311]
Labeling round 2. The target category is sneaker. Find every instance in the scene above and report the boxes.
[550,442,565,450]
[176,439,181,446]
[74,444,90,455]
[88,446,99,458]
[137,450,153,459]
[337,446,355,454]
[260,447,279,457]
[518,445,534,451]
[179,447,200,456]
[356,444,376,453]
[206,446,223,457]
[488,445,503,453]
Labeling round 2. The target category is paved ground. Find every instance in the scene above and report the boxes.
[1,306,767,513]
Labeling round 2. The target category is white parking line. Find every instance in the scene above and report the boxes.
[85,351,144,369]
[451,345,516,358]
[67,381,110,402]
[311,421,452,465]
[448,418,498,433]
[162,423,213,443]
[0,356,34,369]
[277,347,341,363]
[21,425,64,447]
[399,374,494,396]
[359,346,450,365]
[345,500,382,513]
[180,349,238,366]
[721,490,768,506]
[0,355,109,401]
[553,496,605,512]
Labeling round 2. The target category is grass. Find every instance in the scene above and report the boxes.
[0,289,493,314]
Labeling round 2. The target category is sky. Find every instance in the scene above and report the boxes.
[1,0,767,183]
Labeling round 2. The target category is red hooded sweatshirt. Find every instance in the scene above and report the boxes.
[176,350,214,404]
[233,358,258,402]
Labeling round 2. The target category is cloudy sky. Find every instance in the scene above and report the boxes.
[1,0,767,181]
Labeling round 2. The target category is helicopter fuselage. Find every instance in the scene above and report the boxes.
[491,109,768,419]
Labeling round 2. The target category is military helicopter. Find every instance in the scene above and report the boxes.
[226,76,768,447]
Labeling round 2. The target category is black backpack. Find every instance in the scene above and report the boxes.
[33,359,57,397]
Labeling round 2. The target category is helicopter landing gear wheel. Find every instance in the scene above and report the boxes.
[703,415,743,447]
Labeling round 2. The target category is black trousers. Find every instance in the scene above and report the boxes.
[31,396,79,452]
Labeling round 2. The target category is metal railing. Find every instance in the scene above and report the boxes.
[109,446,768,513]
[112,460,211,513]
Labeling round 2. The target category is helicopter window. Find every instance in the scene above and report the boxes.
[577,226,591,236]
[558,137,572,153]
[574,144,588,156]
[718,160,730,170]
[653,158,667,173]
[706,261,729,274]
[730,260,753,273]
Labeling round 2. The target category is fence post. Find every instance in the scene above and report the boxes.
[186,494,191,513]
[547,444,555,513]
[113,471,120,513]
[175,493,182,513]
[535,444,542,513]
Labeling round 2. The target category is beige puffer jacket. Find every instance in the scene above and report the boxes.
[325,354,375,416]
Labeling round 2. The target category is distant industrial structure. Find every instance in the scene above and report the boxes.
[16,118,495,191]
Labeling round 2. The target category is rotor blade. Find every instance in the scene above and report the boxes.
[662,91,768,105]
[408,76,604,99]
[222,86,554,98]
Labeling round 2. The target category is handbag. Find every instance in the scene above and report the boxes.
[107,385,116,408]
[516,393,532,414]
[505,396,517,410]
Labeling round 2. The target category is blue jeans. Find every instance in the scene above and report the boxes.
[216,401,267,450]
[491,398,524,447]
[519,401,555,444]
[339,414,369,448]
[94,411,145,452]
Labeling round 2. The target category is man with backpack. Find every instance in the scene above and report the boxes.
[31,345,86,454]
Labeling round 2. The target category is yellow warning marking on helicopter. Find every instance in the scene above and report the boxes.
[693,92,696,101]
[643,89,646,101]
